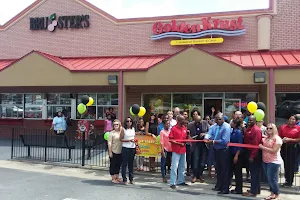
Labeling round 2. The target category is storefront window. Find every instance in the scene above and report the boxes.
[173,93,202,118]
[76,93,118,120]
[47,93,72,118]
[0,93,23,118]
[275,93,300,126]
[143,94,171,120]
[97,93,118,119]
[24,94,43,119]
[224,93,258,120]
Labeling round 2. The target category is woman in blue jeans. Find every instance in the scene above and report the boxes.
[259,123,283,200]
[120,117,136,185]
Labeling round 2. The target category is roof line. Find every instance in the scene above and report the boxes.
[0,0,274,30]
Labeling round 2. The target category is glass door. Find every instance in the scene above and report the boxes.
[223,99,241,121]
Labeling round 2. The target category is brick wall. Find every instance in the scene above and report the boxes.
[0,0,263,59]
[0,0,298,59]
[276,84,300,92]
[270,0,300,50]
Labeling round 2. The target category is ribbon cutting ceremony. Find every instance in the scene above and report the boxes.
[0,0,299,200]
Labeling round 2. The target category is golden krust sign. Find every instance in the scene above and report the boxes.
[170,37,224,46]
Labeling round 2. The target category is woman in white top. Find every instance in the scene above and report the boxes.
[259,123,283,200]
[108,119,123,183]
[120,117,136,184]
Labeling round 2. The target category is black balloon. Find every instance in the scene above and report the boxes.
[257,102,266,111]
[131,104,140,114]
[81,95,90,105]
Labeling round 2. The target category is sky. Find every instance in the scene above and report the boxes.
[0,0,269,25]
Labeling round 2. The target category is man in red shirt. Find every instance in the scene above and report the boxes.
[243,115,262,197]
[169,115,188,189]
[279,115,300,187]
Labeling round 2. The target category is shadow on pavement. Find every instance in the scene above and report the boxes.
[81,179,115,187]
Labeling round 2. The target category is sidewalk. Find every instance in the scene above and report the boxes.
[0,159,298,199]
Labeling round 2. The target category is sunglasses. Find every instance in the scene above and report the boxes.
[113,124,119,126]
[267,127,273,130]
[126,120,132,123]
[216,118,222,121]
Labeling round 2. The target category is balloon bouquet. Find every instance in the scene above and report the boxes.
[103,104,147,141]
[77,95,94,116]
[76,95,94,139]
[247,101,266,121]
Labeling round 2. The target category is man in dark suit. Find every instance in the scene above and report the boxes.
[188,115,210,183]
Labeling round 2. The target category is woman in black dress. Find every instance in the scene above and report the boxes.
[145,113,158,171]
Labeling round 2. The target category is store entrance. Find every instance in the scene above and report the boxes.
[204,99,223,118]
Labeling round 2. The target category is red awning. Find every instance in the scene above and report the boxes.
[63,56,167,71]
[1,48,300,72]
[217,50,300,68]
[0,60,15,70]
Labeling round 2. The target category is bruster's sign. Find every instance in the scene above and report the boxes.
[30,13,90,32]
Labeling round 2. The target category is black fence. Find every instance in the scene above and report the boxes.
[11,128,161,171]
[10,128,300,188]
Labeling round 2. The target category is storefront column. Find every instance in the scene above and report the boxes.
[118,71,124,122]
[269,68,275,123]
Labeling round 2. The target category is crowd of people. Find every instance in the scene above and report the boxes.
[106,106,300,200]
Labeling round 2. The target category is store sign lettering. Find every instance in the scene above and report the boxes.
[151,16,246,40]
[30,13,90,32]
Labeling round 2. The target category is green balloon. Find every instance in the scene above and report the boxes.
[156,135,161,145]
[129,107,135,116]
[254,109,265,121]
[104,132,110,141]
[77,103,87,114]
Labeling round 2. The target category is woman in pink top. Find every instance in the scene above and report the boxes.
[160,121,172,183]
[259,123,283,200]
[104,114,113,133]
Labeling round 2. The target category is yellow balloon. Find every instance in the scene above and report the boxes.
[86,97,94,107]
[247,101,258,114]
[138,107,146,117]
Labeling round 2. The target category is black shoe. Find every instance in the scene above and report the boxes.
[178,182,189,186]
[230,190,242,194]
[218,190,229,194]
[170,185,176,189]
[185,172,191,176]
[212,187,221,191]
[281,182,292,187]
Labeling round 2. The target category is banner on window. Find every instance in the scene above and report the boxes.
[135,135,161,157]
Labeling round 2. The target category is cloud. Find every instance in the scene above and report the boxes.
[0,0,35,25]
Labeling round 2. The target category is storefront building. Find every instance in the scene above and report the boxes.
[0,0,299,137]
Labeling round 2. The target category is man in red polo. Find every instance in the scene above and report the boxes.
[169,115,188,189]
[243,115,262,197]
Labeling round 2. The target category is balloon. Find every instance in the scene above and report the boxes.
[104,132,110,141]
[156,135,161,144]
[81,95,89,105]
[77,103,87,114]
[86,97,94,106]
[257,102,266,111]
[137,107,146,117]
[129,107,135,116]
[254,109,265,121]
[131,104,140,115]
[247,101,258,114]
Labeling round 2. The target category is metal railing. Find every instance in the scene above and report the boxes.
[11,127,161,171]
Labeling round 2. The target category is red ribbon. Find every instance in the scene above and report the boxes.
[170,139,259,149]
